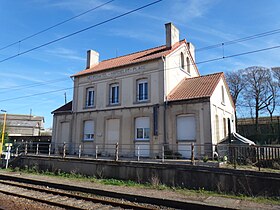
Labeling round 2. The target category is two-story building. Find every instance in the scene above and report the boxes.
[52,23,235,158]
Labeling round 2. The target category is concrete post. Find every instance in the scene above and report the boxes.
[95,145,98,159]
[115,142,119,161]
[36,144,39,155]
[78,144,81,158]
[48,144,51,156]
[162,145,165,163]
[191,143,195,165]
[63,142,66,158]
[137,146,140,161]
[25,142,28,155]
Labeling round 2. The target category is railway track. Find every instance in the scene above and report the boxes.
[0,173,235,210]
[0,180,156,210]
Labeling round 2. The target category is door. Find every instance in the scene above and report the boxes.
[105,119,120,155]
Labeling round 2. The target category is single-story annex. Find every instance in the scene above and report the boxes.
[52,23,236,158]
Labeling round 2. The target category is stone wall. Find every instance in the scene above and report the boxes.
[12,155,280,197]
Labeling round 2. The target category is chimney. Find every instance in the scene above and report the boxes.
[165,22,179,48]
[86,50,99,69]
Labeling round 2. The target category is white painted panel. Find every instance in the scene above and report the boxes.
[106,119,120,154]
[177,115,196,140]
[135,142,150,157]
[60,122,70,144]
[178,142,197,159]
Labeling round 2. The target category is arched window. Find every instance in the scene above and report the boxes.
[221,86,225,104]
[180,52,185,69]
[186,57,190,73]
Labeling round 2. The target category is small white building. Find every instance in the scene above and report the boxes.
[0,114,45,136]
[52,23,235,158]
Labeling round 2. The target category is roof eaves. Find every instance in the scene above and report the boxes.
[72,56,163,78]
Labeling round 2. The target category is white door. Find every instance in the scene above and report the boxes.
[60,122,70,144]
[176,115,196,158]
[134,117,150,157]
[106,119,120,155]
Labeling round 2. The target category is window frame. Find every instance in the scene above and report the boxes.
[221,85,225,105]
[85,87,95,108]
[109,83,120,105]
[186,57,190,74]
[137,79,148,102]
[180,52,185,70]
[176,114,196,141]
[135,117,150,141]
[83,120,94,141]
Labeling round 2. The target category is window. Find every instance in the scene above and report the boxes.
[137,79,148,101]
[83,120,94,141]
[135,117,150,140]
[86,87,94,107]
[186,57,190,73]
[223,118,227,138]
[221,86,225,104]
[176,115,196,141]
[109,83,119,105]
[180,52,185,69]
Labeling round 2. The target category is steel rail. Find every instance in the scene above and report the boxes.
[0,173,234,210]
[0,180,153,210]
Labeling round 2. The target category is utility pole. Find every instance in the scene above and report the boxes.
[0,110,7,155]
[64,92,67,104]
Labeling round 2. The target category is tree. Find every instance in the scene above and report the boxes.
[243,66,273,134]
[225,69,247,106]
[225,69,247,128]
[272,67,280,86]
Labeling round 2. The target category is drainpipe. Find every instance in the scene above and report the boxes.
[161,56,167,145]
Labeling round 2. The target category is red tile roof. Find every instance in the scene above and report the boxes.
[167,72,224,101]
[73,40,191,77]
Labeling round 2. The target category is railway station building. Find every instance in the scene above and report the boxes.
[52,23,235,158]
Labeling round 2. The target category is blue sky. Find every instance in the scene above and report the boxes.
[0,0,280,128]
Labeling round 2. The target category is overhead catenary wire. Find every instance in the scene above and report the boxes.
[1,41,280,99]
[196,28,280,52]
[0,0,116,52]
[0,0,163,64]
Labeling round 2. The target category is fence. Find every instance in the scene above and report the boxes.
[6,141,280,169]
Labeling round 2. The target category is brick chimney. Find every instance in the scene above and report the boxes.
[165,22,179,48]
[86,50,99,69]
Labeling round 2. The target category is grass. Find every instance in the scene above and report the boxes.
[1,167,279,206]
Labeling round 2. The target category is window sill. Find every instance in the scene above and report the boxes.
[135,139,150,142]
[84,106,95,110]
[83,140,94,142]
[134,100,150,104]
[177,139,196,142]
[107,103,121,107]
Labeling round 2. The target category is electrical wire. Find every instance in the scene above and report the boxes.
[196,28,280,52]
[196,44,280,64]
[0,0,116,52]
[1,41,280,98]
[0,0,163,63]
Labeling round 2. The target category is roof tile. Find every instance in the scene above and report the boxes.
[73,40,186,77]
[167,72,224,101]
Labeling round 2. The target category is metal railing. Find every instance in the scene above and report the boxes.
[6,141,280,170]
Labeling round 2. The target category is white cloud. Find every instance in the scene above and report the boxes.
[170,0,219,22]
[45,47,85,61]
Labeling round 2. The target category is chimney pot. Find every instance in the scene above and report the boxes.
[86,50,99,69]
[165,22,179,48]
